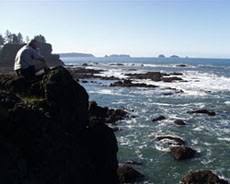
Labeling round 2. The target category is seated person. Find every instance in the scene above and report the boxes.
[14,39,49,79]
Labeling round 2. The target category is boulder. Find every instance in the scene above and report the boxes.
[117,164,144,183]
[152,115,166,122]
[181,170,229,184]
[174,119,186,125]
[89,101,128,125]
[170,146,196,160]
[188,109,216,116]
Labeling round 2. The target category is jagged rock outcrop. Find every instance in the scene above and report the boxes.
[0,66,119,184]
[181,170,229,184]
[126,72,184,82]
[0,43,63,68]
[117,164,144,183]
[170,146,196,160]
[88,101,128,125]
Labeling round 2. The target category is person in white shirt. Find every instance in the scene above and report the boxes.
[14,39,49,79]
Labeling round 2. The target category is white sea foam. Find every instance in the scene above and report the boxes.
[217,137,230,142]
[224,101,230,105]
[134,71,230,96]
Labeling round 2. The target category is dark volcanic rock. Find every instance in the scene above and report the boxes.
[174,119,186,125]
[188,109,216,116]
[176,64,187,67]
[68,67,104,79]
[89,101,128,125]
[181,170,229,184]
[110,79,158,88]
[127,72,163,81]
[117,164,144,183]
[68,67,120,80]
[0,66,119,184]
[126,72,183,82]
[170,146,196,160]
[152,115,166,122]
[161,76,183,82]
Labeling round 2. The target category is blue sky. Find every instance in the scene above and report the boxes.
[0,0,230,58]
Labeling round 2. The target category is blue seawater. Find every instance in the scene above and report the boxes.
[62,57,230,183]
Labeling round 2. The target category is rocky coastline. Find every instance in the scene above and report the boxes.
[0,60,228,183]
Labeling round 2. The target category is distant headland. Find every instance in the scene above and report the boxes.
[59,52,95,58]
[104,54,131,58]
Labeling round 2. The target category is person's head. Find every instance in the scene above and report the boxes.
[28,39,39,49]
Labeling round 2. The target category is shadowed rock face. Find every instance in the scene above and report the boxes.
[88,101,128,125]
[170,146,196,160]
[0,66,119,184]
[181,170,229,184]
[117,164,144,183]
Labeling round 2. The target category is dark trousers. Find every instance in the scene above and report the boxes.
[16,66,36,79]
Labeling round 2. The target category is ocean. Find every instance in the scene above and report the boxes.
[62,56,230,183]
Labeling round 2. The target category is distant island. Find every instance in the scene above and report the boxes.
[170,55,180,58]
[59,52,95,58]
[104,54,131,58]
[158,54,166,58]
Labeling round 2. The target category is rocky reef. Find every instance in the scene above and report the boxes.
[0,66,119,183]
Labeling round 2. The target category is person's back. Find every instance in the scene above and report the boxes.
[14,45,33,71]
[14,39,49,79]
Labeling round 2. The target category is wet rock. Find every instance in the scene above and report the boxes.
[81,80,88,83]
[110,63,124,66]
[161,76,183,82]
[176,64,187,67]
[170,72,183,76]
[155,135,185,146]
[188,109,216,116]
[126,71,184,82]
[68,67,104,79]
[174,119,186,125]
[68,67,120,80]
[127,72,163,81]
[162,92,174,96]
[123,160,143,166]
[82,63,89,66]
[152,115,166,122]
[170,146,196,160]
[110,79,158,88]
[89,101,128,125]
[181,170,229,184]
[117,164,144,183]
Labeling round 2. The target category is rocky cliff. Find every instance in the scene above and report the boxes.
[0,43,64,68]
[0,66,118,184]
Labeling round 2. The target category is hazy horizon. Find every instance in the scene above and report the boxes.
[1,0,230,58]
